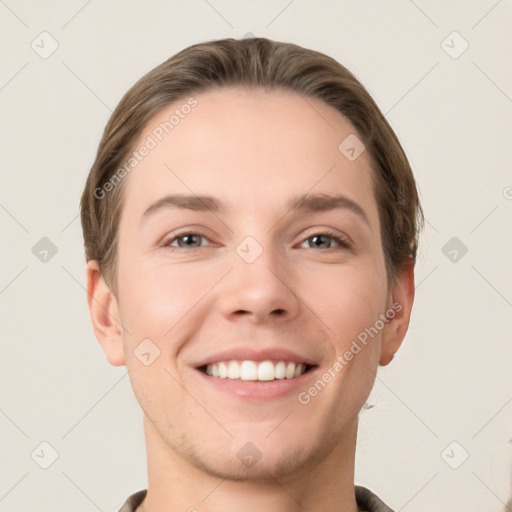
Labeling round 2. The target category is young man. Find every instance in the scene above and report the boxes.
[81,37,423,512]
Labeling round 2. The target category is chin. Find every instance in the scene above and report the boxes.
[189,443,312,483]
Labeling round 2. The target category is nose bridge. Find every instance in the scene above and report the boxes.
[219,232,300,321]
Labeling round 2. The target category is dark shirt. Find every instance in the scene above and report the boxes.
[117,485,396,512]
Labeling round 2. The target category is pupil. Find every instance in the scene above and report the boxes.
[312,235,329,248]
[180,235,199,247]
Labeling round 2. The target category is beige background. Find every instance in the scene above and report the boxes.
[1,1,512,510]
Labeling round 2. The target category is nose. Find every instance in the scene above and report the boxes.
[217,238,301,324]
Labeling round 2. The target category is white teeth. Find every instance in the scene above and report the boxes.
[294,363,303,378]
[257,361,274,381]
[274,361,286,379]
[203,360,309,381]
[218,361,228,378]
[240,360,257,380]
[227,360,240,379]
[285,362,296,379]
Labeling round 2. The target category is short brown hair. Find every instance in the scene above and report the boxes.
[80,37,424,297]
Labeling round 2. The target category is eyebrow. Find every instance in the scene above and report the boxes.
[141,192,370,227]
[288,192,370,227]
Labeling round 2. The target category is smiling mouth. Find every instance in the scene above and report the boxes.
[197,360,317,381]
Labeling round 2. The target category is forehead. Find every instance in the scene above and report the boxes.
[121,86,378,224]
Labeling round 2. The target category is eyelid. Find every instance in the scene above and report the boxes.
[298,227,353,247]
[160,229,213,248]
[159,227,353,250]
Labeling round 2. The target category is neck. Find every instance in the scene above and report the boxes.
[137,415,361,512]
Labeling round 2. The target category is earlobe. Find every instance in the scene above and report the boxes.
[86,260,126,366]
[379,260,415,366]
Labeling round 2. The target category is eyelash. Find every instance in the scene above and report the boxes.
[160,229,352,251]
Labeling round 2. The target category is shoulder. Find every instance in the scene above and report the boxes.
[355,485,396,512]
[117,489,147,512]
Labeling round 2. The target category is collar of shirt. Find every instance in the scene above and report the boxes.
[117,485,396,512]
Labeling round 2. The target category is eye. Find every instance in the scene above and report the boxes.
[163,232,210,249]
[160,229,351,251]
[299,230,352,250]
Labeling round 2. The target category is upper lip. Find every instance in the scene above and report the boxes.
[194,347,318,368]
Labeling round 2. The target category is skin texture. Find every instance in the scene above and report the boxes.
[86,87,415,512]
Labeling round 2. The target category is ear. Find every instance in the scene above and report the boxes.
[379,259,415,366]
[86,260,126,366]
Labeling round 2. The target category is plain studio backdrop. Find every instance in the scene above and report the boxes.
[1,1,511,511]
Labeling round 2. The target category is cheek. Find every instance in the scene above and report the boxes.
[300,261,388,343]
[117,255,220,338]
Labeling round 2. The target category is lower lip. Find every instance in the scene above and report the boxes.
[194,366,318,401]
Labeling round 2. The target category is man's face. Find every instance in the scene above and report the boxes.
[108,87,400,480]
